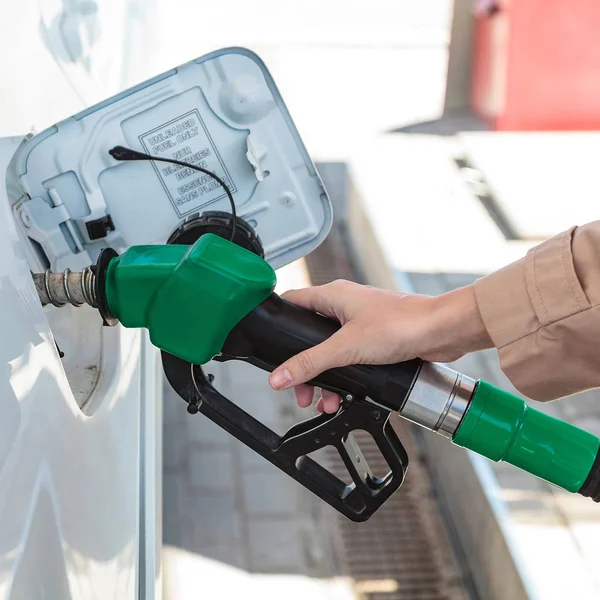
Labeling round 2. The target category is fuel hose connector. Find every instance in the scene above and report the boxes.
[398,362,475,439]
[399,364,600,501]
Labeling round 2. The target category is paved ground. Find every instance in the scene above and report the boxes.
[162,262,357,599]
[345,121,600,600]
[162,357,340,575]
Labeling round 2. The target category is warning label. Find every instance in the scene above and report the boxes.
[139,110,236,217]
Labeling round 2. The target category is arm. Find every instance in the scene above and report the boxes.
[269,222,600,408]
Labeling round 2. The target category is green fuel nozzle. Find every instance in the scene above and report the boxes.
[102,234,276,364]
[33,234,600,519]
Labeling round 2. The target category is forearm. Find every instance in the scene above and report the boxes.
[422,286,493,363]
[271,222,600,409]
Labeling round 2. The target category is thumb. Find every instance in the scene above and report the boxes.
[269,329,353,390]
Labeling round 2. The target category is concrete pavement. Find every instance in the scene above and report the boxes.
[162,261,356,598]
[345,123,600,600]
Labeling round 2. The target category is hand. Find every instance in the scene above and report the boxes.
[268,280,492,413]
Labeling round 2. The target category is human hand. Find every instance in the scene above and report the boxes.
[268,280,492,413]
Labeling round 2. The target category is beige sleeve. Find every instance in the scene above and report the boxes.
[474,221,600,401]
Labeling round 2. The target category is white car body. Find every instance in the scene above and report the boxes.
[0,3,332,599]
[0,1,161,598]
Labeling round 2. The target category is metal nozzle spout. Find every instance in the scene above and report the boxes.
[32,247,120,327]
[33,267,97,308]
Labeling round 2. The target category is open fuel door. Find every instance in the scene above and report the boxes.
[7,48,333,272]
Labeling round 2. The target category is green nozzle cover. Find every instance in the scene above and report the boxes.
[453,380,600,492]
[104,234,276,364]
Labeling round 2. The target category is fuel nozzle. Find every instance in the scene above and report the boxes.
[33,247,120,326]
[33,233,276,363]
[31,234,600,518]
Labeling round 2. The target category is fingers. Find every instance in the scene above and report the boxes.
[321,390,341,413]
[294,384,314,408]
[281,280,350,320]
[269,328,354,390]
[314,391,342,414]
[293,385,341,414]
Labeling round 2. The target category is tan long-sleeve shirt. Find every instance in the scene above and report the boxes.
[474,221,600,402]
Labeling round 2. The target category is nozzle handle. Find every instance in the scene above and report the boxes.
[453,380,600,498]
[223,294,600,501]
[221,293,422,411]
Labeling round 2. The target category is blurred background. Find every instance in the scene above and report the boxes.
[3,1,600,599]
